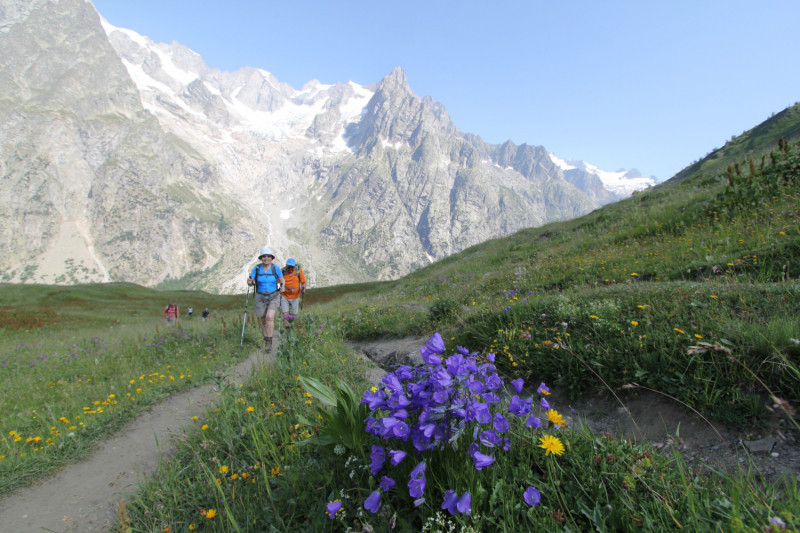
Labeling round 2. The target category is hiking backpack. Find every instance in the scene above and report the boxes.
[252,264,280,292]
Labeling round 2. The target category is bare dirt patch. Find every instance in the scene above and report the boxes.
[0,347,275,533]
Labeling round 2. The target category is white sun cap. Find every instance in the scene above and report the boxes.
[258,247,275,259]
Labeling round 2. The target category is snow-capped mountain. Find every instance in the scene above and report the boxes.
[0,0,653,292]
[548,153,658,197]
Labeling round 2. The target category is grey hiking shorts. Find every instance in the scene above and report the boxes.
[280,296,300,315]
[254,291,280,317]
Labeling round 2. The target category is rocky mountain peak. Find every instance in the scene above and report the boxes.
[379,66,409,92]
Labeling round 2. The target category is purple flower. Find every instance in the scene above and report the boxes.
[409,476,426,498]
[426,333,446,354]
[487,353,496,363]
[471,402,492,424]
[364,491,381,513]
[479,430,501,447]
[389,450,406,466]
[472,451,494,470]
[433,389,450,404]
[442,490,459,515]
[503,438,511,451]
[468,380,485,394]
[457,492,472,515]
[511,378,524,393]
[526,414,542,428]
[420,346,442,366]
[541,398,551,411]
[493,413,510,433]
[537,382,550,395]
[380,476,396,491]
[468,442,480,457]
[523,486,541,507]
[395,366,413,380]
[414,498,426,507]
[370,445,386,476]
[508,395,530,417]
[325,501,342,520]
[484,392,500,404]
[410,461,427,479]
[486,374,502,390]
[362,389,386,410]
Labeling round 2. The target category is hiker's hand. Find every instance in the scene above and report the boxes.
[247,277,255,286]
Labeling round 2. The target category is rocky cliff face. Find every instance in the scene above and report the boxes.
[0,0,256,288]
[0,0,654,292]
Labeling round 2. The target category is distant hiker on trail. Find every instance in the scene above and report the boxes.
[281,258,306,325]
[202,308,210,322]
[188,306,193,318]
[163,302,179,325]
[247,247,284,352]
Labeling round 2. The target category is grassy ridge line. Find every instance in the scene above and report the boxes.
[672,103,800,183]
[0,282,259,494]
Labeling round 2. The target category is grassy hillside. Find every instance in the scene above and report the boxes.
[672,102,800,183]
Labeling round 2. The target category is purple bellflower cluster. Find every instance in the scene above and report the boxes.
[349,332,545,517]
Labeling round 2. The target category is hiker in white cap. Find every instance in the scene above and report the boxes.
[247,247,285,352]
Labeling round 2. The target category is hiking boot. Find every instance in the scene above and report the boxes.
[265,337,273,352]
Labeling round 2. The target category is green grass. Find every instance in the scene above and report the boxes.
[673,102,800,183]
[0,283,260,494]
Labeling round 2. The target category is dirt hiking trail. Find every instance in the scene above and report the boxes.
[0,347,276,533]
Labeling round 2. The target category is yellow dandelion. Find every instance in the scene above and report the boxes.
[590,315,598,319]
[201,425,209,430]
[219,465,229,474]
[247,406,255,412]
[538,435,565,456]
[189,526,196,531]
[695,334,703,339]
[631,321,639,326]
[206,509,217,519]
[546,409,566,427]
[271,466,280,476]
[674,328,685,334]
[231,473,239,480]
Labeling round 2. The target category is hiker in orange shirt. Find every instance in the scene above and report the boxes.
[280,258,306,325]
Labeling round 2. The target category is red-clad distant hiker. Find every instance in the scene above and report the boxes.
[247,247,285,352]
[281,258,306,324]
[163,302,179,325]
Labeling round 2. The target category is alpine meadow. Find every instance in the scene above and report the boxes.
[3,106,799,532]
[1,1,800,532]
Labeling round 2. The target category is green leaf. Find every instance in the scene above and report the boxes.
[298,376,337,407]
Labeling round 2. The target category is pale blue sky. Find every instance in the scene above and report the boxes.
[94,0,800,181]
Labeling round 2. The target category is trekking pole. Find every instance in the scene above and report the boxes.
[278,294,283,338]
[240,284,251,347]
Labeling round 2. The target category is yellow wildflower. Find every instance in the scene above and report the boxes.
[546,409,566,427]
[538,435,565,456]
